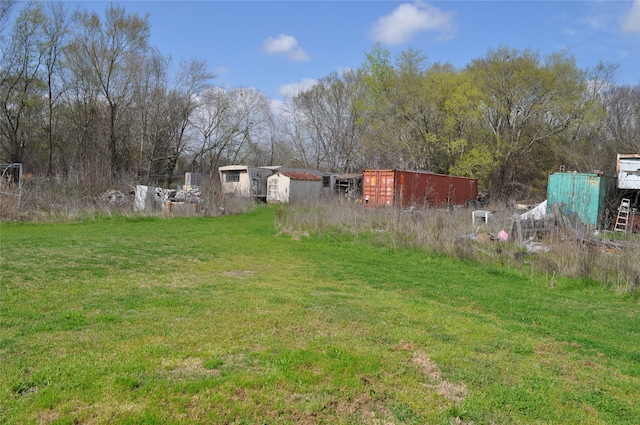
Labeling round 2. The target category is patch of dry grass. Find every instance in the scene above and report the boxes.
[276,201,640,296]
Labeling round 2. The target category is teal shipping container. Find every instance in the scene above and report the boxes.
[547,172,616,227]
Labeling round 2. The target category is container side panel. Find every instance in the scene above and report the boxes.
[396,172,476,207]
[364,169,476,208]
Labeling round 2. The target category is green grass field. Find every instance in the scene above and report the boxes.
[1,205,639,424]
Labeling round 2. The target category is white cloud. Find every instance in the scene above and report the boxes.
[269,98,285,115]
[370,1,456,45]
[622,0,640,32]
[213,66,229,76]
[263,34,310,61]
[278,78,317,98]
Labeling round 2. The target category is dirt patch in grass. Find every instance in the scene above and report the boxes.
[393,340,414,352]
[36,409,59,425]
[281,392,395,424]
[413,351,442,381]
[328,393,395,424]
[396,340,468,404]
[222,270,255,278]
[534,340,585,357]
[430,381,467,403]
[162,357,220,381]
[35,399,144,425]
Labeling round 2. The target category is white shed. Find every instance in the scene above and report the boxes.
[218,165,274,199]
[267,171,322,204]
[617,154,640,190]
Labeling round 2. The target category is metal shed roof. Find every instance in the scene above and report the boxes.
[335,173,362,180]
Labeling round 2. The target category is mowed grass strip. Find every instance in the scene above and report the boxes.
[1,206,639,424]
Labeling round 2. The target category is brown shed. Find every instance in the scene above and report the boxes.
[363,169,477,208]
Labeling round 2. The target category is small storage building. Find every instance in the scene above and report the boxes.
[218,165,274,199]
[547,172,616,227]
[617,154,640,190]
[362,169,478,208]
[267,171,322,204]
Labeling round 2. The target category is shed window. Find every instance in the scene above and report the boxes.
[322,176,330,188]
[226,171,240,182]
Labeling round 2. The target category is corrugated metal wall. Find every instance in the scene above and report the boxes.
[363,170,477,208]
[547,172,615,227]
[363,170,395,207]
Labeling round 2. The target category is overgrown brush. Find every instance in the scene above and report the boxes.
[1,177,140,222]
[274,200,484,256]
[0,192,21,220]
[197,180,260,216]
[275,201,640,296]
[0,177,256,221]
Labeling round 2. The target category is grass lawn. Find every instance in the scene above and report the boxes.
[1,205,639,424]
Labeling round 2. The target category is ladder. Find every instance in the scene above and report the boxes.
[614,198,631,232]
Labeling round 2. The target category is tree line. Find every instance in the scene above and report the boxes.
[1,1,638,200]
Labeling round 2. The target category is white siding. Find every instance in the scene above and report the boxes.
[219,166,272,198]
[219,166,251,196]
[618,158,640,190]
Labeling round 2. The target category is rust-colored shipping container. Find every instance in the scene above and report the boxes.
[363,169,477,208]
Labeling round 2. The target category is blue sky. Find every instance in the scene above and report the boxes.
[74,1,639,99]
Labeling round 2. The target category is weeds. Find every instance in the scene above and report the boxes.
[275,201,640,296]
[1,176,257,222]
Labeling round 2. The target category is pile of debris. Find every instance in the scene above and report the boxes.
[466,199,640,256]
[134,185,201,215]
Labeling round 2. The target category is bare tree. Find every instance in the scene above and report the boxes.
[68,4,150,177]
[0,2,46,166]
[227,87,275,166]
[58,34,107,182]
[42,1,71,176]
[190,87,272,179]
[603,84,640,154]
[0,0,14,37]
[130,48,170,184]
[288,70,366,173]
[553,62,619,174]
[278,95,319,169]
[159,59,214,185]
